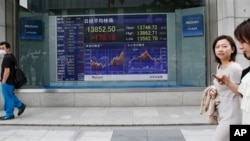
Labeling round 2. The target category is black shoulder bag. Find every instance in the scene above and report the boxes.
[13,55,27,89]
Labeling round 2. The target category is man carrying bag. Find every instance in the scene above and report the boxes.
[0,41,26,120]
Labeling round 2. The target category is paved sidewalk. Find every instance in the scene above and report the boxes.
[0,106,212,126]
[0,125,216,141]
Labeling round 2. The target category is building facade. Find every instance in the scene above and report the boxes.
[0,0,250,108]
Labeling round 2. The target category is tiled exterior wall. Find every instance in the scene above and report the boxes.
[217,0,250,69]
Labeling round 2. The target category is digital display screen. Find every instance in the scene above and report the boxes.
[84,15,167,42]
[56,14,168,81]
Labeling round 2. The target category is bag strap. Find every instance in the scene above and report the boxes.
[11,54,18,68]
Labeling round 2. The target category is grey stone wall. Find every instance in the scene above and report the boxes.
[15,88,204,107]
[217,0,250,68]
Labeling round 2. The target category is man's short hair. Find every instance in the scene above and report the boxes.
[0,41,11,49]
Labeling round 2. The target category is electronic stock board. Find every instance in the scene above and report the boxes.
[56,14,168,81]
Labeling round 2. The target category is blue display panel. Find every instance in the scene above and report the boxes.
[56,14,167,81]
[182,14,204,37]
[20,18,43,40]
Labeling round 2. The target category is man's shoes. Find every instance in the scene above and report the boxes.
[18,103,26,116]
[0,115,15,120]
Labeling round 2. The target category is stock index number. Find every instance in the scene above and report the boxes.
[137,25,158,30]
[87,25,116,33]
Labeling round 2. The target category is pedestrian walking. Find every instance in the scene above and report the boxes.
[211,35,242,141]
[0,41,26,120]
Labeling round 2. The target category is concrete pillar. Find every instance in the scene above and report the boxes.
[233,0,250,68]
[216,0,250,68]
[0,0,5,110]
[5,0,18,54]
[217,0,235,36]
[0,0,6,41]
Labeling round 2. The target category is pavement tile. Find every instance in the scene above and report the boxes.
[0,106,210,126]
[113,129,147,137]
[0,125,216,141]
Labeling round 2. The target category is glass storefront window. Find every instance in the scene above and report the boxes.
[18,0,206,88]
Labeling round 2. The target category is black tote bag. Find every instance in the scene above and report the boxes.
[14,67,27,89]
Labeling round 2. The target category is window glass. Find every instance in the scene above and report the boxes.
[19,0,206,88]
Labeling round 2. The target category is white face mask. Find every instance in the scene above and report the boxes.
[0,50,6,55]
